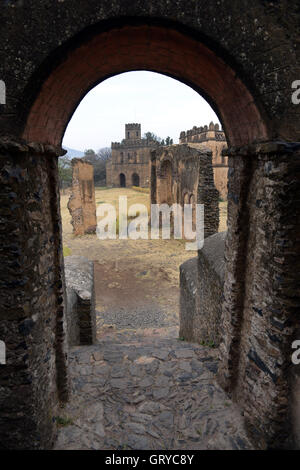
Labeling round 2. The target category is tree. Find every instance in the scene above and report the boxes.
[83,148,98,163]
[165,136,173,146]
[143,132,173,146]
[143,132,162,144]
[97,147,112,162]
[83,147,112,186]
[58,156,72,189]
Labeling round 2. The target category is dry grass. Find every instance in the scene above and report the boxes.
[219,201,228,233]
[60,187,227,236]
[60,187,227,327]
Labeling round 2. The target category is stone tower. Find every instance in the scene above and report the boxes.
[125,123,141,140]
[106,123,158,188]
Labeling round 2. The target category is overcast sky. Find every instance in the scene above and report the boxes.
[62,71,220,152]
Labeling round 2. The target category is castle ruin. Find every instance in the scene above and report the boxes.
[67,159,97,236]
[106,123,158,188]
[107,122,228,200]
[150,144,219,238]
[0,1,299,450]
[179,122,228,200]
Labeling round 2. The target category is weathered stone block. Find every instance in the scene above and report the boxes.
[64,256,96,346]
[179,232,226,347]
[67,159,97,236]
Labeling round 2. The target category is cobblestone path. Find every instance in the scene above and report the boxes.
[55,327,252,450]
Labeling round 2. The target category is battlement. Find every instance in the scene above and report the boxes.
[179,122,226,143]
[111,138,158,149]
[125,123,141,140]
[125,123,141,130]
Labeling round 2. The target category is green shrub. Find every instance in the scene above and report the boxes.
[63,246,72,257]
[55,416,74,427]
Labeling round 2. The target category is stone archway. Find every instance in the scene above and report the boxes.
[119,173,126,188]
[0,6,299,450]
[21,23,269,147]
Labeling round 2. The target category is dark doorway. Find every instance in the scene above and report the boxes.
[120,173,126,187]
[132,173,140,187]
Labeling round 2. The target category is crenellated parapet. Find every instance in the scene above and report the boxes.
[111,138,158,149]
[125,123,141,130]
[179,122,228,200]
[179,122,226,144]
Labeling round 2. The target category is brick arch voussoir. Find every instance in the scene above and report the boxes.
[22,24,270,147]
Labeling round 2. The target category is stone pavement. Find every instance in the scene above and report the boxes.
[55,326,252,450]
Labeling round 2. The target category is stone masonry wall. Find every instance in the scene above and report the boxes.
[68,159,97,236]
[151,144,219,239]
[0,0,299,451]
[218,143,300,449]
[64,256,96,346]
[180,232,226,347]
[180,123,228,200]
[0,140,68,449]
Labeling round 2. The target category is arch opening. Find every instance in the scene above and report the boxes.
[119,173,126,187]
[132,173,140,187]
[22,22,269,148]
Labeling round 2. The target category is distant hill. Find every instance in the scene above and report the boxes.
[62,146,85,159]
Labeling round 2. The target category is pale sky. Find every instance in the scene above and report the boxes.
[62,71,220,152]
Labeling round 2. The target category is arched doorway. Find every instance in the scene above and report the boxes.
[3,13,298,450]
[132,173,140,187]
[22,23,269,147]
[119,173,126,187]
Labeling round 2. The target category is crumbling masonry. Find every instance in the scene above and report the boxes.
[179,122,228,200]
[68,159,97,236]
[150,144,219,239]
[0,1,299,450]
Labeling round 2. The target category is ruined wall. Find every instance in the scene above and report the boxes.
[180,123,228,200]
[151,144,219,239]
[68,159,97,236]
[64,256,96,346]
[180,232,226,347]
[218,142,300,449]
[0,139,68,449]
[0,0,299,451]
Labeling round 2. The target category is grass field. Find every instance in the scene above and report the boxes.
[60,186,227,237]
[60,187,227,332]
